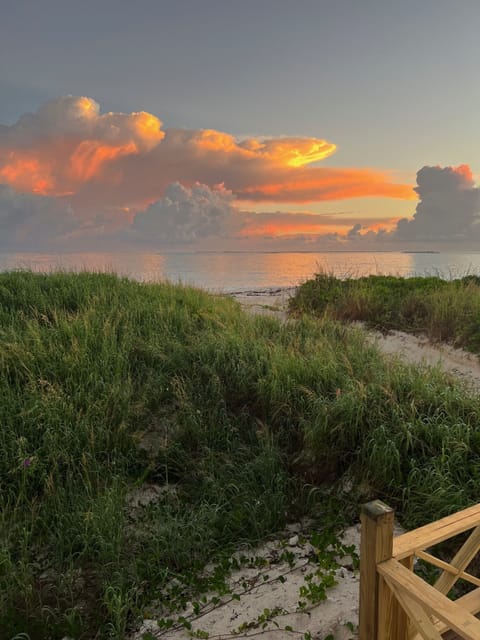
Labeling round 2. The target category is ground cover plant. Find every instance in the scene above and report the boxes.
[289,273,480,351]
[2,271,480,638]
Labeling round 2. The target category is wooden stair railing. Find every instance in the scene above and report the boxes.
[359,501,480,640]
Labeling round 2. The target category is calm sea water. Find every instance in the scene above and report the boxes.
[1,251,480,292]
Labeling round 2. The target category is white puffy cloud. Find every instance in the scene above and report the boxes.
[131,182,241,244]
[395,165,480,241]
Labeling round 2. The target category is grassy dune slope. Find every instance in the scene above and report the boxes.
[2,272,480,638]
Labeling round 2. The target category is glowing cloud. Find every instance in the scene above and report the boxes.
[246,137,337,167]
[0,96,164,198]
[0,96,413,213]
[68,140,137,182]
[0,154,54,195]
[237,211,398,237]
[236,168,414,203]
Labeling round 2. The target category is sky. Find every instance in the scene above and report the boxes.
[1,0,480,252]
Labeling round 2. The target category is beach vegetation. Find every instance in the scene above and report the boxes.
[2,271,480,637]
[289,273,480,351]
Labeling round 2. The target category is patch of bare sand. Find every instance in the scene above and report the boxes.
[133,525,360,640]
[226,287,298,321]
[366,327,480,391]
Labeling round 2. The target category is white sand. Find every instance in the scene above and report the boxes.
[133,525,361,640]
[367,327,480,391]
[225,287,297,321]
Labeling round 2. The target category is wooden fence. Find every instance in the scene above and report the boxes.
[359,500,480,640]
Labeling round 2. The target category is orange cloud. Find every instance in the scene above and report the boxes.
[239,221,346,236]
[68,140,137,182]
[237,169,415,203]
[0,96,164,201]
[368,218,400,233]
[0,96,414,213]
[0,153,54,195]
[238,212,401,237]
[244,137,337,167]
[451,164,473,181]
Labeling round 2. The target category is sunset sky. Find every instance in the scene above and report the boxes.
[1,0,480,251]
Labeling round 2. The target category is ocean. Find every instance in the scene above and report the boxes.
[1,251,480,292]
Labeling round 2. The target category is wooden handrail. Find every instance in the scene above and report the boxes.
[434,525,480,595]
[393,503,480,560]
[415,549,480,589]
[379,558,480,640]
[359,500,480,640]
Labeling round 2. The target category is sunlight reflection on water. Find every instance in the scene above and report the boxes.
[1,251,480,292]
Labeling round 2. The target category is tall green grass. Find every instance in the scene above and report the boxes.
[290,273,480,351]
[2,271,480,638]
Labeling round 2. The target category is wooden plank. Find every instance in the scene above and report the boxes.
[433,588,480,635]
[410,582,480,638]
[416,550,480,589]
[385,580,443,640]
[377,557,414,640]
[416,550,460,577]
[393,503,480,560]
[359,501,395,640]
[457,588,480,617]
[378,558,480,639]
[434,525,480,595]
[378,576,397,640]
[458,572,480,589]
[400,555,415,640]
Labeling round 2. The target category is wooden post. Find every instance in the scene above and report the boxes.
[396,555,414,640]
[378,555,412,640]
[359,500,395,640]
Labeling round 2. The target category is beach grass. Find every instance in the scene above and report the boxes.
[2,271,480,638]
[289,273,480,351]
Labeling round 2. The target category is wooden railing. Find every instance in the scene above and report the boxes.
[359,500,480,640]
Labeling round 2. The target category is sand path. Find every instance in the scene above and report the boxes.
[229,287,480,391]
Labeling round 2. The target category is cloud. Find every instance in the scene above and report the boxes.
[347,223,363,239]
[234,166,414,203]
[131,182,240,243]
[2,165,478,252]
[0,96,414,213]
[395,165,480,241]
[1,99,471,253]
[131,184,399,245]
[237,211,394,237]
[0,183,77,249]
[0,96,164,197]
[231,164,480,250]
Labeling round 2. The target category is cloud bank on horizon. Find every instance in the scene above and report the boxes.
[0,96,478,251]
